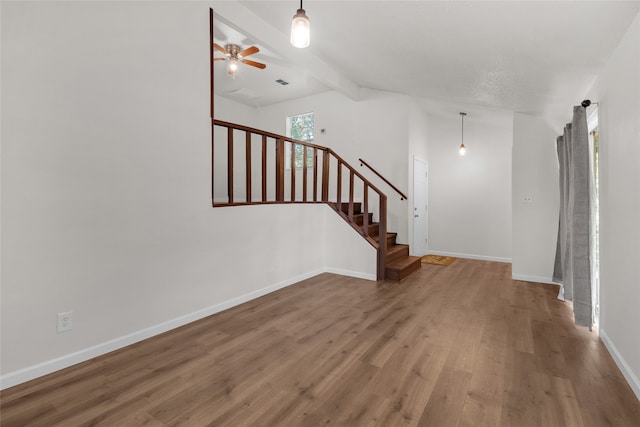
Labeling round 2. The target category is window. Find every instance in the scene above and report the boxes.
[286,112,314,169]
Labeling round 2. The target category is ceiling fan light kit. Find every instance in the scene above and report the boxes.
[228,58,239,75]
[290,0,310,48]
[212,43,266,78]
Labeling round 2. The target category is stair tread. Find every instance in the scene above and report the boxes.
[329,202,363,215]
[326,201,418,281]
[372,232,397,239]
[386,244,409,254]
[385,255,422,281]
[386,255,422,270]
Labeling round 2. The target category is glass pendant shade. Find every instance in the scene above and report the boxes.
[458,112,467,156]
[228,59,238,74]
[290,8,310,48]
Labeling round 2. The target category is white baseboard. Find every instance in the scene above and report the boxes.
[600,329,640,402]
[324,267,376,281]
[427,250,512,264]
[0,268,327,390]
[512,274,561,286]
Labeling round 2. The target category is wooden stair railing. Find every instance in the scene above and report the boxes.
[212,120,420,281]
[358,158,408,200]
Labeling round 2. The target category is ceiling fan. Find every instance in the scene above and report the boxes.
[213,43,266,76]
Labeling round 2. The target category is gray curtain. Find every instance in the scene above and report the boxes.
[553,106,592,327]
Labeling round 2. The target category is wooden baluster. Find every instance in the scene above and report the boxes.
[348,170,354,222]
[211,121,216,206]
[276,138,284,202]
[336,161,342,212]
[363,183,369,236]
[302,146,308,202]
[210,9,215,204]
[262,135,267,202]
[313,147,318,202]
[377,195,387,281]
[209,9,214,120]
[227,127,233,203]
[245,131,251,203]
[321,150,330,202]
[290,143,296,201]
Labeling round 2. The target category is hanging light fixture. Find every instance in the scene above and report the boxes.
[290,0,310,48]
[458,112,467,156]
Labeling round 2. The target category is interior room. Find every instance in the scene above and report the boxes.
[1,1,639,425]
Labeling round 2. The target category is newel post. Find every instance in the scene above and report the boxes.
[377,195,387,281]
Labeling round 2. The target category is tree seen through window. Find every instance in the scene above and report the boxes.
[287,112,314,168]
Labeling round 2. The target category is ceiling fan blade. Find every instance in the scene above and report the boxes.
[213,57,227,61]
[212,43,228,55]
[239,46,259,58]
[242,59,266,69]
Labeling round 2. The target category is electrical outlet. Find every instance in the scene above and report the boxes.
[57,311,73,333]
[523,195,533,204]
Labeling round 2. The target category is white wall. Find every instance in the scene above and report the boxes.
[589,12,640,399]
[255,91,515,263]
[215,94,257,124]
[511,113,560,283]
[425,106,513,261]
[255,89,412,244]
[407,100,429,255]
[355,90,410,243]
[324,210,377,279]
[0,1,375,388]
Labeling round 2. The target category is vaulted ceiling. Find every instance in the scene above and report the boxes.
[213,1,639,119]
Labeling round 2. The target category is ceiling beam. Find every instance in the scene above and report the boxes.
[212,1,361,101]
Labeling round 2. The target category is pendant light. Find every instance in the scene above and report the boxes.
[459,112,467,156]
[290,0,310,48]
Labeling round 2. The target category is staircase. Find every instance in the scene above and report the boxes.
[211,119,422,282]
[333,202,422,281]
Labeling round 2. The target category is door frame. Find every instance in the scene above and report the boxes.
[412,156,429,256]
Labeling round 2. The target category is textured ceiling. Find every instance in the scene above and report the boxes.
[213,0,639,118]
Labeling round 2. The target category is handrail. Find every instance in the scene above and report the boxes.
[212,119,387,280]
[358,158,408,200]
[214,120,328,151]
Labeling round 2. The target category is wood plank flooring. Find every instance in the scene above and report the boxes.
[2,259,639,426]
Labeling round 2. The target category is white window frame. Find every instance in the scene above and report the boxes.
[285,112,314,170]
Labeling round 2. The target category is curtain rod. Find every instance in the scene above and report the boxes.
[581,99,599,108]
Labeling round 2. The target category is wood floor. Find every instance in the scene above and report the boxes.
[2,259,639,426]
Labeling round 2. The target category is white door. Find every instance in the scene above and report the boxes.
[413,157,428,255]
